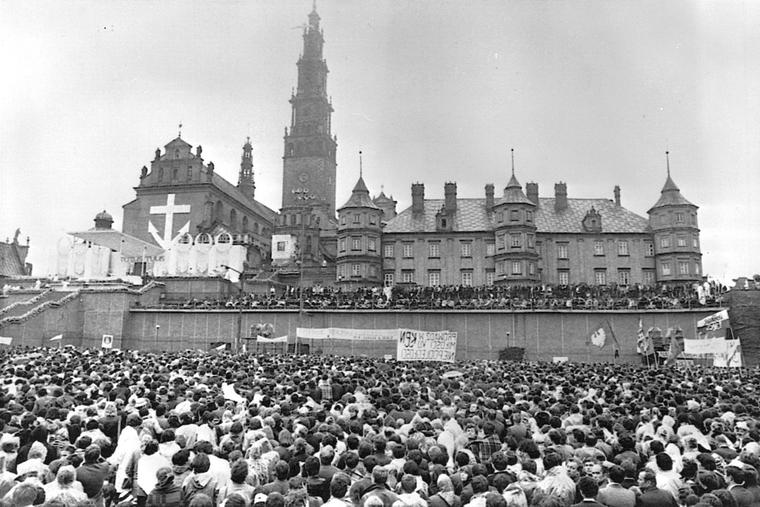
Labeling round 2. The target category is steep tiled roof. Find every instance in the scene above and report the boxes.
[0,243,26,277]
[339,176,380,210]
[649,175,695,210]
[384,199,492,233]
[210,171,278,222]
[536,198,649,233]
[383,197,650,234]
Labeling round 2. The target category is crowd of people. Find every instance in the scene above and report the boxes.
[152,282,726,312]
[0,346,757,507]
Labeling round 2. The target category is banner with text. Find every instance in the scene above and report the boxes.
[397,329,457,363]
[296,327,399,341]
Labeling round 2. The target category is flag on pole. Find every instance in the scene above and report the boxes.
[49,334,63,341]
[0,337,12,345]
[665,327,683,366]
[587,321,618,352]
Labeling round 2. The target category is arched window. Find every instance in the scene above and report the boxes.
[215,201,223,221]
[158,167,164,181]
[242,216,249,232]
[174,149,180,159]
[254,222,260,234]
[230,209,238,230]
[196,233,211,245]
[178,233,192,245]
[217,233,232,245]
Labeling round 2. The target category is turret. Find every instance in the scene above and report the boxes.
[238,137,256,200]
[647,151,702,283]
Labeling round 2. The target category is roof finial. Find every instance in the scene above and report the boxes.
[666,150,670,177]
[178,122,183,138]
[359,150,363,178]
[313,0,317,11]
[511,148,515,177]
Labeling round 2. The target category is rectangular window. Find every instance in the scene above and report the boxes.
[339,238,346,252]
[527,234,535,248]
[460,242,472,257]
[485,270,495,285]
[352,264,361,277]
[369,214,377,225]
[557,243,568,259]
[384,273,394,287]
[558,270,569,285]
[693,238,699,248]
[526,210,533,222]
[536,241,542,255]
[428,271,440,287]
[351,237,361,251]
[276,241,286,252]
[353,213,360,224]
[340,216,346,225]
[676,212,684,223]
[497,212,503,223]
[618,269,630,285]
[594,240,604,256]
[402,270,415,284]
[594,270,607,285]
[677,237,687,247]
[511,261,521,275]
[618,240,629,256]
[662,263,671,276]
[461,271,473,286]
[645,242,654,256]
[643,269,655,285]
[510,234,521,248]
[510,209,520,222]
[694,263,700,275]
[661,237,671,248]
[496,261,504,275]
[402,243,413,258]
[486,242,495,256]
[368,238,376,252]
[384,243,394,258]
[679,261,689,275]
[187,167,192,181]
[529,262,536,275]
[497,234,505,250]
[428,242,440,258]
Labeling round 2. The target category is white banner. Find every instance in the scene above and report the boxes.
[256,335,288,343]
[697,309,729,330]
[0,337,12,345]
[101,334,114,349]
[397,329,457,363]
[684,338,728,355]
[297,327,399,341]
[714,340,743,368]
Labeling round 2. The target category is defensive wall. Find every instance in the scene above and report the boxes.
[123,307,720,364]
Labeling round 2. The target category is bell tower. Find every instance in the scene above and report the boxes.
[281,3,338,217]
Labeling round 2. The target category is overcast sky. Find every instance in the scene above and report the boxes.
[1,0,758,283]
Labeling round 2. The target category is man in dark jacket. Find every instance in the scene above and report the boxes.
[76,445,110,505]
[635,469,676,507]
[147,467,183,507]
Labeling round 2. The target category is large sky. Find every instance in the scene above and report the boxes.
[1,0,758,284]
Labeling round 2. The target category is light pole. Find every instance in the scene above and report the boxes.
[292,190,315,354]
[222,264,244,353]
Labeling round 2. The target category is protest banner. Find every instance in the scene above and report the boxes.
[397,328,457,363]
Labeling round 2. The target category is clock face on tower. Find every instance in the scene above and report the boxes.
[298,172,310,183]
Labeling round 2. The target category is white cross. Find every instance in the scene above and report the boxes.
[148,194,191,248]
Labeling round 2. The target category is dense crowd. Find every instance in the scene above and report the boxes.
[156,282,726,312]
[0,346,757,507]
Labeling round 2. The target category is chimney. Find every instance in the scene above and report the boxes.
[614,185,621,206]
[526,182,539,205]
[444,182,457,212]
[411,183,425,214]
[554,182,568,211]
[485,183,494,210]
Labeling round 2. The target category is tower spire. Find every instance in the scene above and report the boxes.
[178,122,183,138]
[359,150,363,178]
[511,148,515,177]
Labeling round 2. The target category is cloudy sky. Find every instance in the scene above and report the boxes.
[1,0,758,283]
